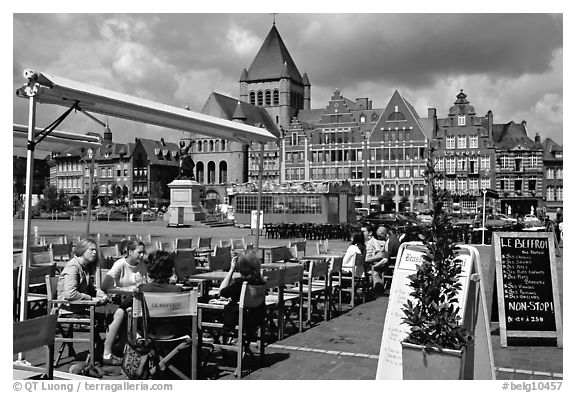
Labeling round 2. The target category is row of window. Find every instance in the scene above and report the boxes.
[437,156,491,172]
[235,195,323,215]
[499,177,538,192]
[445,135,479,149]
[289,147,426,164]
[546,186,563,201]
[192,139,228,153]
[499,155,540,170]
[195,161,228,184]
[545,168,563,179]
[367,183,427,197]
[437,178,492,192]
[249,90,280,106]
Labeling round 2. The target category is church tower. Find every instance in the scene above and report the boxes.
[239,23,310,132]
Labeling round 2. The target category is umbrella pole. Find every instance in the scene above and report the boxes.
[255,142,264,251]
[20,95,36,325]
[85,152,96,238]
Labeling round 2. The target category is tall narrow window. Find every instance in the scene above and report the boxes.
[257,91,263,106]
[446,135,455,149]
[249,91,255,105]
[273,90,279,105]
[265,90,271,106]
[458,115,466,126]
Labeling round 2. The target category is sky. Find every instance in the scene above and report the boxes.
[12,11,564,146]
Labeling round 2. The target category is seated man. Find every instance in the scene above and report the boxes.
[371,226,400,293]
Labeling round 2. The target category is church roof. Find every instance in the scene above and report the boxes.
[245,25,303,84]
[200,92,280,138]
[136,138,180,166]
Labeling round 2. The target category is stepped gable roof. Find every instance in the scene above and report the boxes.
[246,25,303,84]
[493,121,541,150]
[448,90,476,116]
[201,92,280,137]
[137,138,180,166]
[542,137,563,161]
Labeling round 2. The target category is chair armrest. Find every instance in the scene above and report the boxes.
[50,299,100,306]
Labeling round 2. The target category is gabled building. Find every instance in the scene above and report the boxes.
[431,91,497,215]
[131,138,179,208]
[541,137,563,217]
[493,120,543,216]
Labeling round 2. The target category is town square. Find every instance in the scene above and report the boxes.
[10,8,565,387]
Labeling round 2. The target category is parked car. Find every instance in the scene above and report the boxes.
[524,214,540,222]
[495,213,516,222]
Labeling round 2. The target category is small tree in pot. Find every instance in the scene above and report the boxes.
[400,146,470,379]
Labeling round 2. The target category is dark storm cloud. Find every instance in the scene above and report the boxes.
[287,14,562,89]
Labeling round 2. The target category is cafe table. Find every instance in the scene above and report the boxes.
[257,244,284,263]
[189,271,241,282]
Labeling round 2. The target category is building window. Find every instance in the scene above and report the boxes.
[528,154,538,168]
[371,113,378,122]
[446,157,455,174]
[557,186,563,201]
[446,135,455,149]
[207,161,215,184]
[480,156,490,170]
[273,90,279,105]
[458,115,466,126]
[219,161,227,183]
[528,178,536,191]
[209,140,214,152]
[222,140,226,151]
[500,155,510,169]
[469,179,478,191]
[546,168,553,179]
[446,179,455,192]
[547,186,555,201]
[556,168,563,179]
[458,178,467,192]
[265,90,271,106]
[458,157,467,171]
[197,141,202,152]
[457,135,466,149]
[257,91,263,106]
[249,91,255,105]
[481,178,491,190]
[360,114,366,123]
[196,162,204,183]
[436,157,445,171]
[514,157,522,171]
[514,178,522,191]
[469,134,478,148]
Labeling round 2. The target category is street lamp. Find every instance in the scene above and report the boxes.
[482,188,487,245]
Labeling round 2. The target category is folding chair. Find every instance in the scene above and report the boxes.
[207,253,231,272]
[213,245,232,258]
[230,238,246,254]
[158,241,174,252]
[381,257,397,291]
[286,260,328,324]
[195,237,212,266]
[129,290,199,380]
[31,250,54,265]
[326,256,343,317]
[51,243,73,262]
[174,238,194,250]
[174,249,197,282]
[13,314,58,379]
[289,240,307,258]
[341,253,367,308]
[15,263,57,319]
[200,282,266,378]
[99,245,120,269]
[45,275,103,368]
[262,269,283,341]
[30,245,48,253]
[220,239,232,248]
[316,241,328,255]
[279,264,303,337]
[269,246,289,263]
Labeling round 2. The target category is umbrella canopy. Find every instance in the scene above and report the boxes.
[16,70,279,144]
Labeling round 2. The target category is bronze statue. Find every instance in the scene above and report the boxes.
[177,140,195,180]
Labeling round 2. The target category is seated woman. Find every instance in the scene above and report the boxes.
[218,252,266,341]
[56,239,116,364]
[100,240,147,364]
[342,231,367,279]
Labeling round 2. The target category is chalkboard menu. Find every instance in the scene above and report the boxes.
[494,232,563,348]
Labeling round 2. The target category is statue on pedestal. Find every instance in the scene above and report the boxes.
[177,140,195,180]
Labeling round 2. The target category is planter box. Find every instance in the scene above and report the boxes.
[401,341,465,380]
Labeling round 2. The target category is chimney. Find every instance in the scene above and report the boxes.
[534,132,541,143]
[428,108,438,138]
[356,98,369,110]
[486,110,493,139]
[522,120,528,135]
[161,137,166,146]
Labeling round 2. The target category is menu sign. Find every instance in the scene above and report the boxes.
[494,232,563,348]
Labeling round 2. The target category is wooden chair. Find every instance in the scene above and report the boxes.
[158,241,175,253]
[15,263,57,320]
[197,237,212,250]
[13,314,58,379]
[31,250,54,265]
[50,243,73,262]
[136,233,152,243]
[381,257,397,291]
[279,264,303,338]
[174,249,197,282]
[174,238,194,250]
[230,238,246,254]
[220,239,232,248]
[262,268,283,341]
[214,245,232,257]
[341,253,367,308]
[327,256,343,317]
[316,241,328,255]
[99,245,120,269]
[286,260,329,324]
[289,240,307,258]
[201,282,266,378]
[129,290,199,379]
[45,275,102,367]
[195,237,212,265]
[269,246,290,263]
[30,244,48,253]
[207,253,231,272]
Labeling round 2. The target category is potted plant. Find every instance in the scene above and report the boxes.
[400,146,471,380]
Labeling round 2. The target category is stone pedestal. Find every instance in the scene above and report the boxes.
[167,179,206,226]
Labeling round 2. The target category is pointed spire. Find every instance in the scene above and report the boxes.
[232,101,248,121]
[302,72,310,86]
[240,68,249,82]
[103,119,112,142]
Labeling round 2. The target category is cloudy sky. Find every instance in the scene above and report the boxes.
[12,12,563,145]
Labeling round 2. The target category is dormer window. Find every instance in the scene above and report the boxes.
[458,115,466,126]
